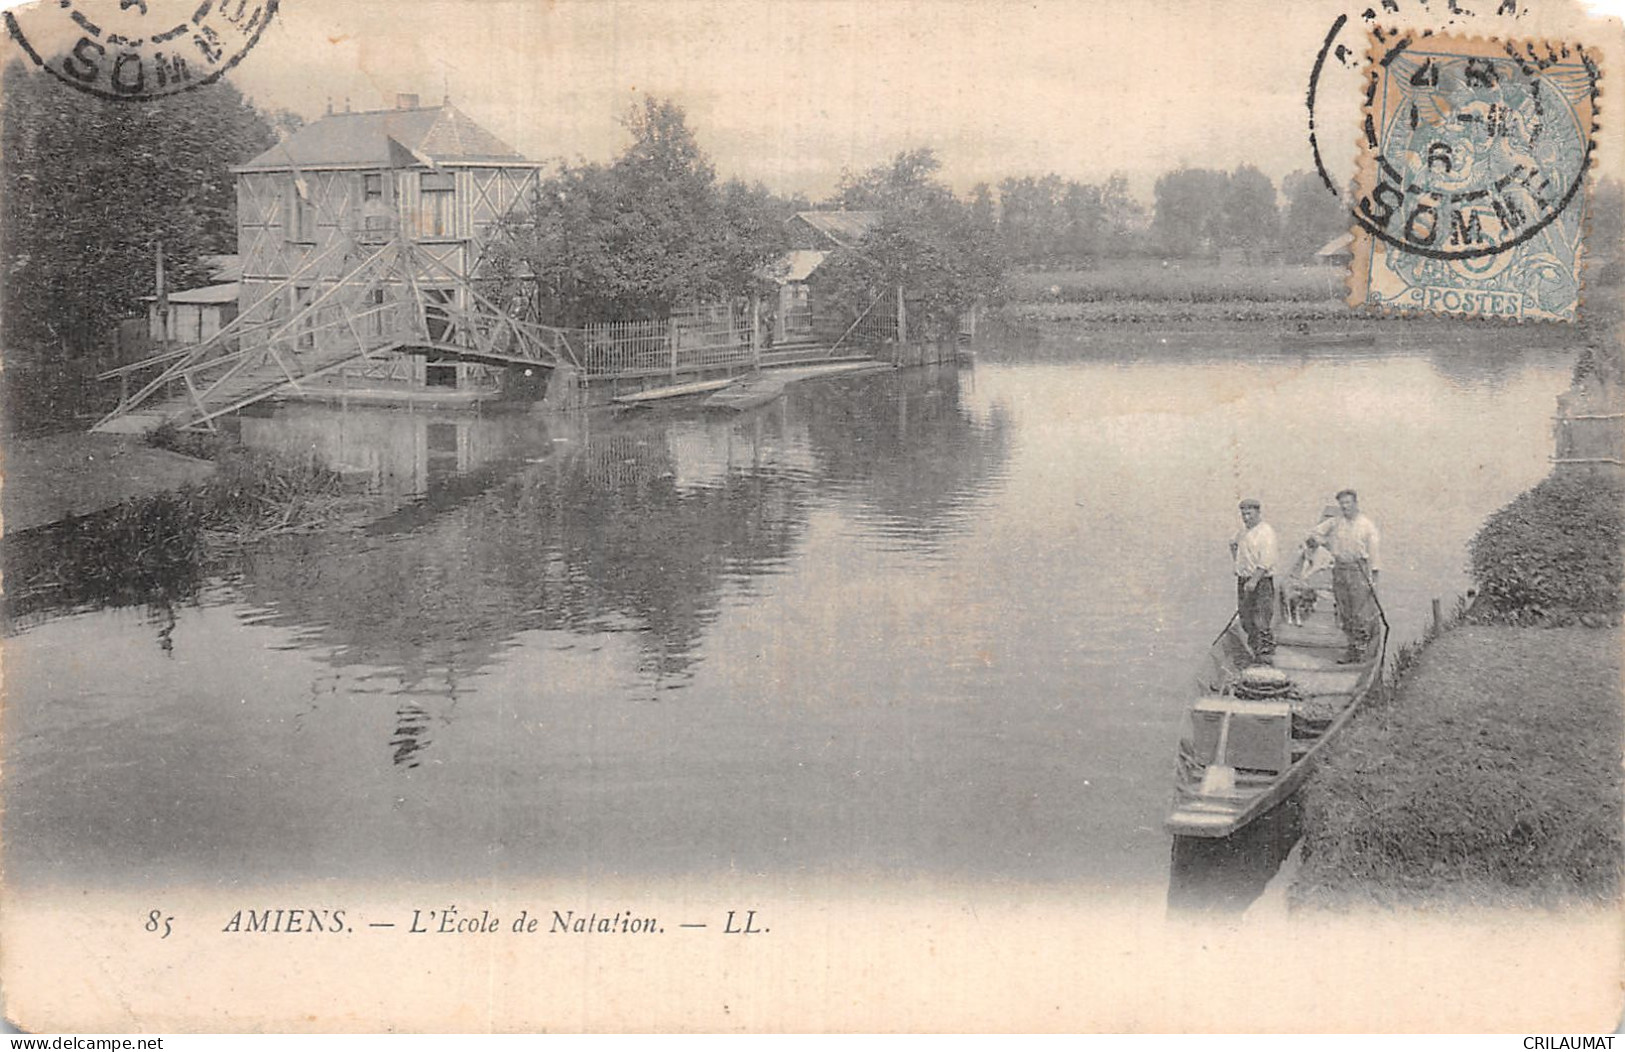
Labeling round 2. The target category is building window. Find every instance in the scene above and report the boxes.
[285,183,316,243]
[360,172,392,240]
[418,170,454,238]
[365,287,388,338]
[294,285,314,349]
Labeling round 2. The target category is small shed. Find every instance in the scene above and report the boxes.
[760,249,829,343]
[1316,232,1353,266]
[145,282,240,345]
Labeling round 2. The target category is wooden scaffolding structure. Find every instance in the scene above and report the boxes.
[93,233,579,434]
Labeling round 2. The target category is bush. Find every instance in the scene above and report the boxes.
[1468,472,1625,621]
[200,447,346,534]
[148,422,229,461]
[2,447,348,622]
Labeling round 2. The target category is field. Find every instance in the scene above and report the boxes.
[1005,262,1345,305]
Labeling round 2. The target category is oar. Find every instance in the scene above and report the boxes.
[1209,610,1240,647]
[1360,563,1391,670]
[1199,713,1236,796]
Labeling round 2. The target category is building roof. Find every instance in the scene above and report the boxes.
[762,249,830,284]
[235,103,528,172]
[1316,232,1354,257]
[201,254,241,282]
[792,210,881,248]
[144,282,239,305]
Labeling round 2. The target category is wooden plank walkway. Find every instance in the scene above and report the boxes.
[703,360,890,412]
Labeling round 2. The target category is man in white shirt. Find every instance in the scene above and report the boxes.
[1307,488,1381,663]
[1230,498,1279,664]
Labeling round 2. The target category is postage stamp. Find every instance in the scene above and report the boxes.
[1347,32,1601,323]
[4,0,276,101]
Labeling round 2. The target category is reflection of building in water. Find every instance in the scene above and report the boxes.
[238,404,542,502]
[231,410,823,763]
[665,414,820,492]
[83,367,1014,769]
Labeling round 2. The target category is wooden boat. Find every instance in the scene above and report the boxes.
[1278,330,1378,350]
[1164,574,1388,838]
[611,377,737,407]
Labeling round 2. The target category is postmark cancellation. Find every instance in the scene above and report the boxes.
[1347,31,1601,323]
[4,0,277,102]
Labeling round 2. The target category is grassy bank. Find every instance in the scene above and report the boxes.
[1290,624,1622,909]
[1291,471,1624,909]
[994,260,1620,343]
[2,446,353,621]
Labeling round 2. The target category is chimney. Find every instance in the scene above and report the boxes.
[395,93,419,110]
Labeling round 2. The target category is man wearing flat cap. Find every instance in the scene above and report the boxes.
[1229,498,1278,664]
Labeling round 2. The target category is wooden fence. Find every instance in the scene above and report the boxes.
[1554,411,1625,471]
[577,301,757,379]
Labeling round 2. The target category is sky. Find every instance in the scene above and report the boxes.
[4,0,1623,204]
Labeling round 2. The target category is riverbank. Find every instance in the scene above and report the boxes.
[1289,465,1625,909]
[1,432,216,536]
[1289,623,1622,909]
[1,443,359,622]
[993,261,1617,348]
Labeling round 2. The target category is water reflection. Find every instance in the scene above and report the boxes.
[0,346,1578,888]
[237,403,557,505]
[800,365,1013,553]
[1166,798,1303,914]
[225,366,1012,763]
[1424,343,1532,391]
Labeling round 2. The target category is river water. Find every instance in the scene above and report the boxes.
[1,341,1573,903]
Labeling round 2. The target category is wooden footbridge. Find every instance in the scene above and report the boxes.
[93,235,580,435]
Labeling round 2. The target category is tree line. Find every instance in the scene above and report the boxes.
[7,58,1622,373]
[990,165,1352,266]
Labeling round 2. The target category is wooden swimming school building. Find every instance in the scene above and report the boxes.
[95,99,944,434]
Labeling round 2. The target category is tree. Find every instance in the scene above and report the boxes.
[828,148,944,212]
[1098,174,1147,258]
[1,60,277,358]
[814,148,1005,339]
[1280,168,1348,259]
[1219,165,1279,253]
[1151,166,1277,258]
[506,98,795,325]
[994,174,1130,265]
[1058,181,1105,261]
[1151,167,1229,257]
